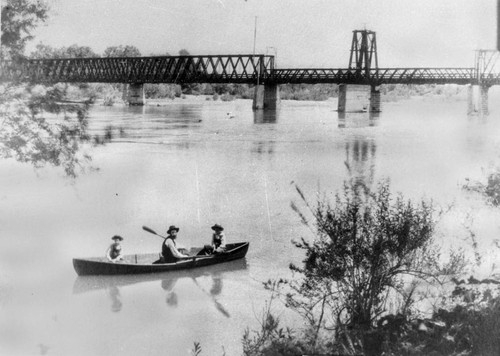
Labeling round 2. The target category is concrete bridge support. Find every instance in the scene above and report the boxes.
[467,85,489,115]
[127,83,145,106]
[480,86,489,115]
[338,84,371,112]
[370,86,381,112]
[252,83,280,110]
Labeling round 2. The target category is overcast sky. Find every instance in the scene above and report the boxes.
[29,0,497,68]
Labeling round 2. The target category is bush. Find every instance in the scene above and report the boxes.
[238,180,465,355]
[289,180,443,330]
[463,168,500,207]
[220,93,234,102]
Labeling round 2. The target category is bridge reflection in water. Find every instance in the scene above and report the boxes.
[253,110,279,124]
[338,112,378,192]
[73,259,248,316]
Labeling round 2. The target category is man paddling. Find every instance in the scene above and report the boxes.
[153,225,190,264]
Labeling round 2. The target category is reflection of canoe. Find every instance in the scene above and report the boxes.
[73,258,248,294]
[73,242,249,276]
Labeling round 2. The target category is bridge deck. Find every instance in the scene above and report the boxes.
[0,55,495,85]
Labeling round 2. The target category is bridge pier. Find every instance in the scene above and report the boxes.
[338,84,372,112]
[127,83,145,106]
[370,86,381,112]
[252,84,280,110]
[337,85,381,112]
[467,85,489,115]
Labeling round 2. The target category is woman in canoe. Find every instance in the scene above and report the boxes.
[106,235,124,262]
[153,225,190,264]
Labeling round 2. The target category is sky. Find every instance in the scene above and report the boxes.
[28,0,497,68]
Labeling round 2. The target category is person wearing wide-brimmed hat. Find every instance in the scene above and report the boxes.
[106,235,124,262]
[153,225,190,264]
[198,224,227,255]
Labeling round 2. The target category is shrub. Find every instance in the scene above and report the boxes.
[289,181,442,329]
[220,93,234,102]
[463,168,500,207]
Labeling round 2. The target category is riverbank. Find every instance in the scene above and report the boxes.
[92,87,468,108]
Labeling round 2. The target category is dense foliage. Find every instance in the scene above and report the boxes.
[243,180,468,356]
[29,43,99,59]
[289,181,443,329]
[1,0,97,177]
[463,168,500,207]
[1,0,49,59]
[0,84,92,177]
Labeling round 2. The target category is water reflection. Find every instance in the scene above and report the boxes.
[161,278,178,307]
[338,111,379,128]
[251,110,279,156]
[108,286,123,312]
[338,112,378,190]
[252,140,275,155]
[87,104,204,145]
[189,273,230,317]
[253,110,279,124]
[345,136,377,191]
[160,269,231,316]
[73,259,247,315]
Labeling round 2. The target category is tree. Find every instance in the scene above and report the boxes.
[1,0,94,177]
[0,84,92,177]
[1,0,49,60]
[29,43,99,59]
[241,181,466,355]
[289,181,443,327]
[103,45,141,57]
[28,42,60,59]
[61,44,99,58]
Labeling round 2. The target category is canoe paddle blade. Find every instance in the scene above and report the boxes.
[142,226,158,235]
[142,226,167,239]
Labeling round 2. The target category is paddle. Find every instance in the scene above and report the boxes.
[142,226,167,239]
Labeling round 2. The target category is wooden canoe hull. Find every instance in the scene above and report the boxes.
[73,258,248,294]
[73,242,249,276]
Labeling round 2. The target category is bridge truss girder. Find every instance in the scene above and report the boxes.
[1,55,275,84]
[270,67,474,85]
[4,55,500,86]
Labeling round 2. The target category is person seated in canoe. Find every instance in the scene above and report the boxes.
[153,225,190,264]
[106,235,124,263]
[198,224,227,255]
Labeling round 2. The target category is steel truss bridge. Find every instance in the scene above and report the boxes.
[2,30,500,87]
[0,55,494,86]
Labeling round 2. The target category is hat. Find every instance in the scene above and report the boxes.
[111,235,123,241]
[211,224,224,231]
[167,225,180,234]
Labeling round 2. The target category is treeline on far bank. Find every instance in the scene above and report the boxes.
[27,43,466,104]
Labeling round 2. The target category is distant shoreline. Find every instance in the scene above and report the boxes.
[93,91,467,107]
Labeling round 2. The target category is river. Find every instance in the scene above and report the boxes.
[1,93,500,355]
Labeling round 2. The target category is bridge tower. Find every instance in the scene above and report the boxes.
[338,30,381,113]
[469,50,499,115]
[348,29,378,77]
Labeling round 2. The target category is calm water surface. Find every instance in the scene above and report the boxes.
[1,94,500,355]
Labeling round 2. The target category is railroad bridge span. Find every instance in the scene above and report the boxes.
[2,30,499,113]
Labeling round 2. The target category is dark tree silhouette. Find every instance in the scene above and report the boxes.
[1,0,94,178]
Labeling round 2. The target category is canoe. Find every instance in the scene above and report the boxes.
[73,258,248,294]
[73,242,249,276]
